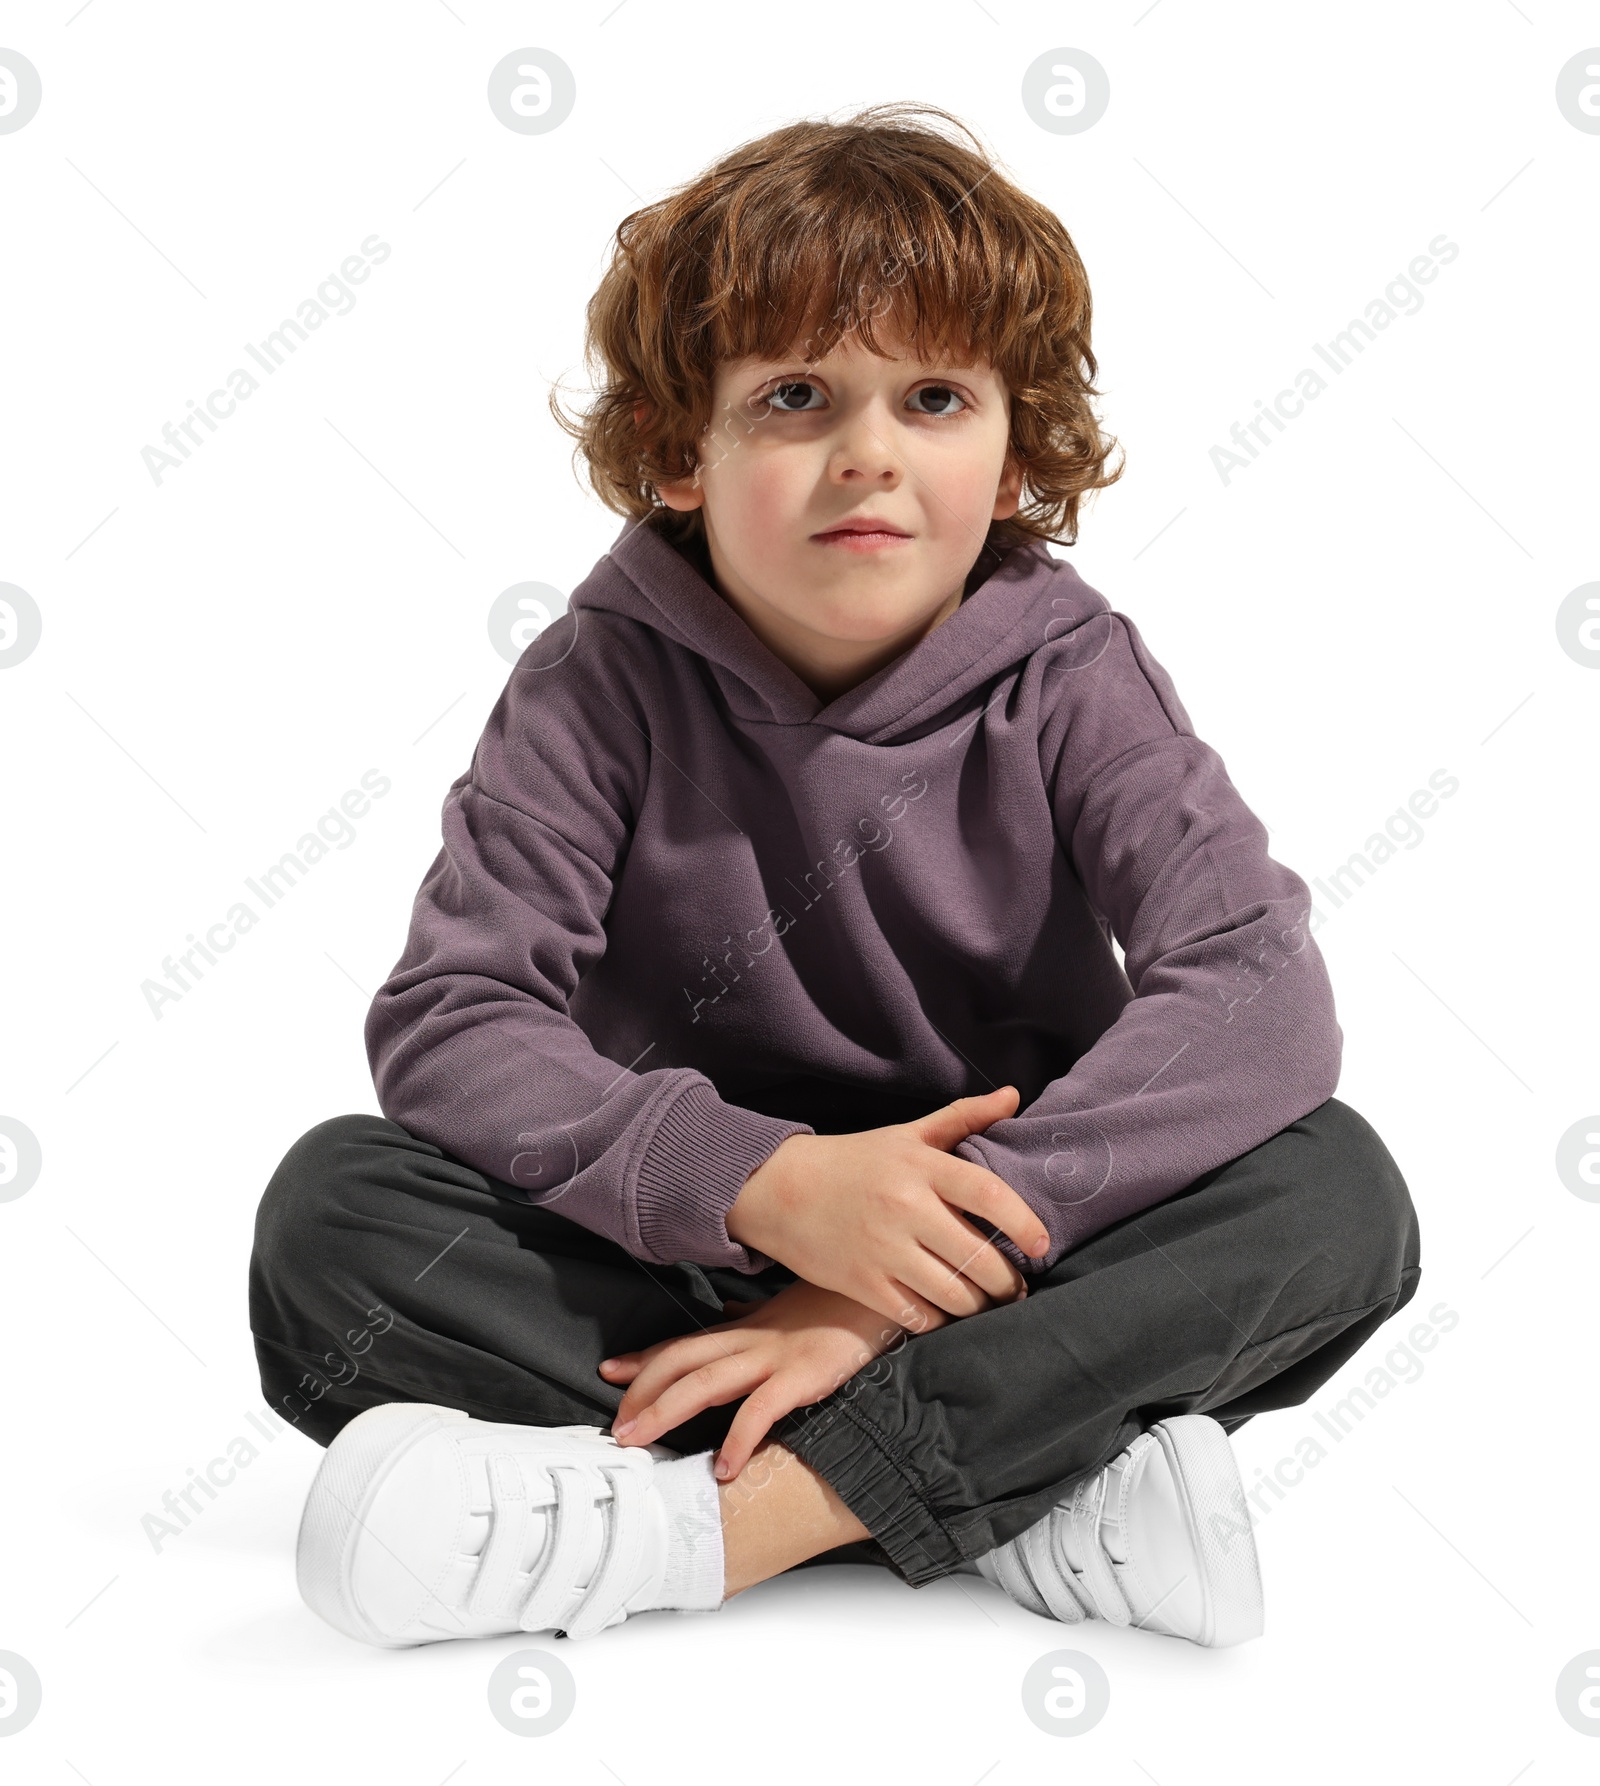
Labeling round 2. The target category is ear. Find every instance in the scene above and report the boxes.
[991,450,1025,521]
[633,397,703,512]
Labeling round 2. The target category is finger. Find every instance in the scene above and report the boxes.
[614,1333,731,1425]
[894,1245,992,1319]
[598,1330,682,1378]
[616,1355,760,1448]
[716,1383,794,1480]
[882,1277,951,1337]
[613,1331,743,1430]
[930,1155,1050,1260]
[910,1086,1020,1153]
[597,1355,643,1381]
[819,1273,927,1347]
[916,1206,1029,1301]
[843,1273,947,1334]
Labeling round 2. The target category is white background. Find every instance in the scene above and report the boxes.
[1,2,1596,1779]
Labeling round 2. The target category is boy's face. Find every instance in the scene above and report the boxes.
[651,325,1025,702]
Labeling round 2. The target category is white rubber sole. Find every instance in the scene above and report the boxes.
[295,1401,471,1648]
[1150,1415,1265,1647]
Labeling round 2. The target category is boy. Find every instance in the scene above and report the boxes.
[251,103,1419,1650]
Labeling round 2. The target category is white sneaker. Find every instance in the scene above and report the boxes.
[973,1414,1264,1647]
[295,1402,718,1648]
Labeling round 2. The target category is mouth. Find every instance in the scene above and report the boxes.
[812,521,913,550]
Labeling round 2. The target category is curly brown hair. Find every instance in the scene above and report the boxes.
[548,101,1122,561]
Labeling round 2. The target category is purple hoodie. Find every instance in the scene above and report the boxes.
[366,516,1340,1277]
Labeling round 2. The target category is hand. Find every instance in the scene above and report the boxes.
[724,1087,1049,1331]
[597,1280,924,1481]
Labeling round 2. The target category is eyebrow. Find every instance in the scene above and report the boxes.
[736,356,994,380]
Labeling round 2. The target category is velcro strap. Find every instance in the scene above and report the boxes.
[518,1466,598,1632]
[988,1539,1054,1619]
[1017,1516,1089,1623]
[1065,1474,1132,1626]
[468,1452,534,1618]
[563,1466,648,1639]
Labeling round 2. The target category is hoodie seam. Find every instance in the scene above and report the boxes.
[501,600,657,830]
[1042,617,1210,828]
[1067,729,1206,796]
[1037,611,1197,809]
[461,777,624,887]
[1114,612,1195,738]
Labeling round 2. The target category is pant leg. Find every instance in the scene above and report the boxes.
[247,1110,898,1569]
[766,1094,1422,1586]
[250,1111,783,1445]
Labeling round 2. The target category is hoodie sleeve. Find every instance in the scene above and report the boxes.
[955,608,1342,1274]
[363,614,813,1274]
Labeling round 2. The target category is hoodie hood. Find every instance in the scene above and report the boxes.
[570,515,1099,743]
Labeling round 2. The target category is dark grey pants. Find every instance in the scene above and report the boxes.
[248,1095,1420,1588]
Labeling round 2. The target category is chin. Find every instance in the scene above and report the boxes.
[806,605,917,644]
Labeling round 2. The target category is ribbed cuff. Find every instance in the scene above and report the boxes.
[953,1137,1052,1275]
[634,1081,814,1272]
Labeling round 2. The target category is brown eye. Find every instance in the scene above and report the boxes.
[764,380,824,412]
[909,385,966,416]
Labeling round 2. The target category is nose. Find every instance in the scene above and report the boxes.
[826,398,903,486]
